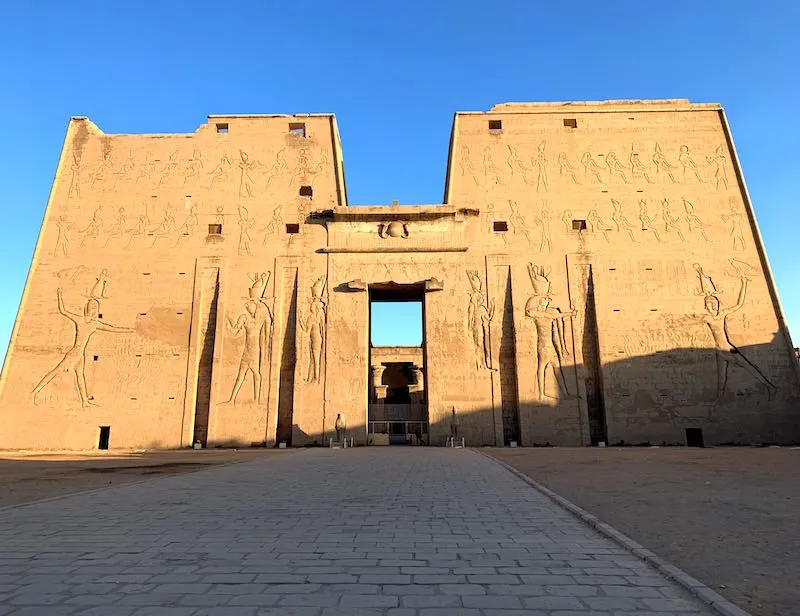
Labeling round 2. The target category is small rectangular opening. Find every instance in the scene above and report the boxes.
[179,272,186,275]
[563,118,578,129]
[176,312,183,315]
[98,426,110,450]
[208,223,222,235]
[609,268,616,271]
[93,355,99,361]
[299,186,313,198]
[686,428,704,448]
[289,122,306,137]
[493,221,509,232]
[98,313,103,319]
[572,219,587,231]
[645,267,653,271]
[650,308,658,312]
[215,123,229,134]
[139,313,147,316]
[142,272,151,276]
[286,223,300,234]
[488,119,502,131]
[613,309,621,312]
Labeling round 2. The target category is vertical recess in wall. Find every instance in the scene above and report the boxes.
[192,268,220,446]
[582,265,608,444]
[276,267,299,445]
[495,265,521,445]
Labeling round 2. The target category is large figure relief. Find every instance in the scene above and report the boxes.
[466,270,495,370]
[221,273,273,405]
[693,262,776,401]
[32,271,135,407]
[525,264,578,401]
[300,275,327,384]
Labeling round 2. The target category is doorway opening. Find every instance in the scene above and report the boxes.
[368,283,428,445]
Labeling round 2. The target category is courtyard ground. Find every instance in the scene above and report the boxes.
[0,448,715,615]
[0,449,283,509]
[486,446,800,616]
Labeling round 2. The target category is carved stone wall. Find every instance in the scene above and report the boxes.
[0,101,798,449]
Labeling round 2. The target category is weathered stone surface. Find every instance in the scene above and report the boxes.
[1,101,798,449]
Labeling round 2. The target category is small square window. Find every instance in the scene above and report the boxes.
[563,118,578,129]
[299,186,313,198]
[488,119,502,131]
[572,219,587,231]
[93,355,99,361]
[215,123,229,134]
[208,223,222,235]
[289,122,306,137]
[286,223,300,234]
[493,221,509,232]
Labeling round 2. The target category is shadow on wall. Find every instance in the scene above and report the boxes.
[197,335,800,450]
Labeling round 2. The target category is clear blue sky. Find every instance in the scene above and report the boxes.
[0,0,797,355]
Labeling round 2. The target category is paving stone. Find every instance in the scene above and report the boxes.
[0,450,716,615]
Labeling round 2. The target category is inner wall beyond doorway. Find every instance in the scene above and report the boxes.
[369,284,428,445]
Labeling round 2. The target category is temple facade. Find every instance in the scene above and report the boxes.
[1,100,798,450]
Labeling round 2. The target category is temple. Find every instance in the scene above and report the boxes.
[1,100,798,450]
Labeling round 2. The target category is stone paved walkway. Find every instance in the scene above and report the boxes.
[0,448,715,615]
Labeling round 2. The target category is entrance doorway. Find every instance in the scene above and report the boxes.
[368,283,428,445]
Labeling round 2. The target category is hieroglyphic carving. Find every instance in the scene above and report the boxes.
[68,152,81,198]
[508,200,532,244]
[300,276,327,384]
[611,199,639,242]
[721,201,745,251]
[466,270,495,370]
[113,150,136,190]
[506,145,527,177]
[150,208,176,247]
[694,262,776,400]
[482,146,501,185]
[629,145,653,183]
[157,151,180,187]
[561,209,573,233]
[208,151,233,189]
[678,145,704,183]
[707,145,728,190]
[525,264,577,400]
[533,141,548,191]
[175,204,199,246]
[221,272,273,405]
[103,208,127,246]
[183,150,203,185]
[639,199,663,242]
[54,216,73,257]
[661,199,686,242]
[126,212,150,248]
[683,198,709,242]
[263,206,283,244]
[557,152,581,184]
[652,143,678,183]
[265,148,287,189]
[581,152,604,183]
[90,141,114,190]
[32,274,135,407]
[458,145,478,186]
[605,151,628,183]
[237,206,254,256]
[238,150,258,197]
[587,209,612,243]
[135,154,156,185]
[80,207,103,247]
[535,201,552,253]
